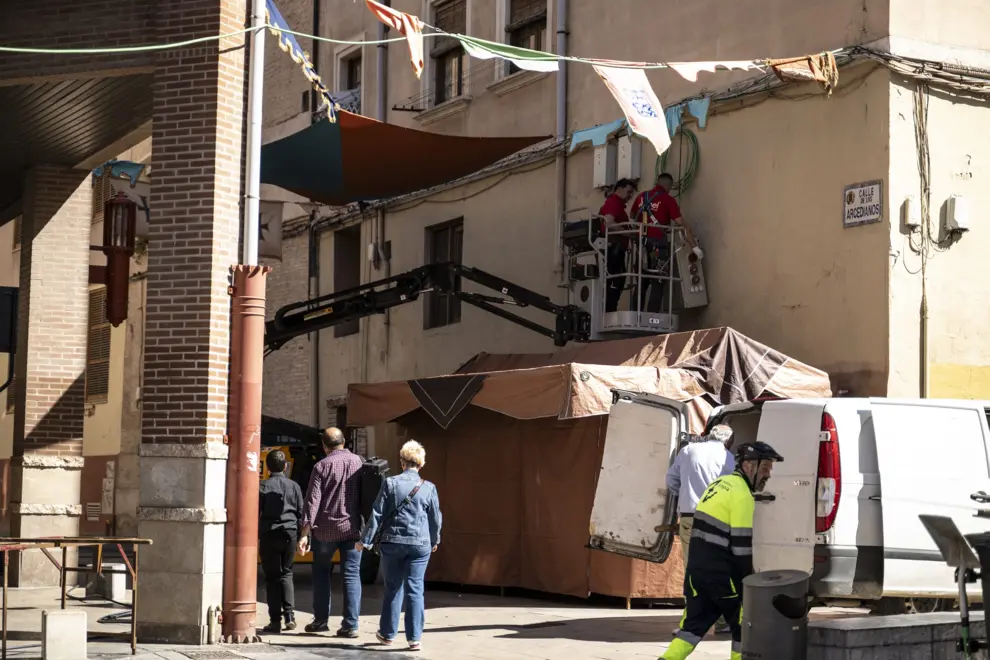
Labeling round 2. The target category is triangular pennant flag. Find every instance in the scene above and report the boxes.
[366,0,426,78]
[458,35,558,73]
[593,65,671,156]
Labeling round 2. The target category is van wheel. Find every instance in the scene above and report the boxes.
[872,597,953,615]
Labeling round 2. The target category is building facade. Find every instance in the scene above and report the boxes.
[2,0,990,643]
[256,0,990,444]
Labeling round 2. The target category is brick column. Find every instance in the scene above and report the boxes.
[9,165,91,586]
[136,0,248,644]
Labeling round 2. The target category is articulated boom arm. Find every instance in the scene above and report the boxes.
[264,262,591,355]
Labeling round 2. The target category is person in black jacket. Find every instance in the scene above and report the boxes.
[259,450,304,633]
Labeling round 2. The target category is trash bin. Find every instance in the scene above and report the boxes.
[966,532,990,608]
[741,569,810,660]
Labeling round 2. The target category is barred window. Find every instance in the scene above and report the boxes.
[92,172,112,224]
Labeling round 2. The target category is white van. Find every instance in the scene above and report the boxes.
[588,390,990,613]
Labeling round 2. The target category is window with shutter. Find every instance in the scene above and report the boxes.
[506,0,547,75]
[431,0,467,105]
[92,172,112,224]
[86,287,112,404]
[424,219,464,329]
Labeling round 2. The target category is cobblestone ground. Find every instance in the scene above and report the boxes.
[3,565,863,659]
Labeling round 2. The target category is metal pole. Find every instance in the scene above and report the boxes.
[60,546,67,609]
[958,560,974,658]
[222,266,269,642]
[3,550,7,660]
[551,0,568,283]
[131,544,139,656]
[242,0,266,265]
[376,0,389,121]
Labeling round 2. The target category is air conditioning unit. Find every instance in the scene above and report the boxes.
[593,143,617,189]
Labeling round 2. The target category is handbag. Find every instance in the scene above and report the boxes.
[370,479,424,556]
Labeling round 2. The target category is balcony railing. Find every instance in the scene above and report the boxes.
[392,59,499,113]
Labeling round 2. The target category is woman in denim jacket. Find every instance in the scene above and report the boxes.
[358,440,442,651]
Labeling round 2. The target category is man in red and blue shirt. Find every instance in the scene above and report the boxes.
[629,173,697,313]
[598,178,637,313]
[298,428,365,636]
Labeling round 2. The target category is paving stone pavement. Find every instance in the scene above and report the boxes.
[2,565,863,659]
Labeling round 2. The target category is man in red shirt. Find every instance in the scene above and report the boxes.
[629,173,697,313]
[599,178,637,313]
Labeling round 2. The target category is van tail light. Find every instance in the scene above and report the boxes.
[816,412,841,533]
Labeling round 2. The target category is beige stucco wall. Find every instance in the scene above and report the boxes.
[317,66,894,400]
[318,160,561,406]
[566,1,888,133]
[887,74,990,398]
[888,0,990,55]
[678,64,892,394]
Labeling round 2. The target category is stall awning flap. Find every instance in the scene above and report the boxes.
[261,111,548,205]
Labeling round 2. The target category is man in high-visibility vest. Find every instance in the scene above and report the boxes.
[661,441,785,660]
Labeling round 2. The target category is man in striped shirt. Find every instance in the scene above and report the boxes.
[298,427,365,636]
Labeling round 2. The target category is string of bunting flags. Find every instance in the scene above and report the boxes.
[361,0,839,156]
[264,0,841,153]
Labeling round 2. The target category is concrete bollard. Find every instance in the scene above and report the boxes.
[741,569,810,660]
[41,610,87,660]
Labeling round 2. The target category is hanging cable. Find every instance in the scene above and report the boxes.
[656,127,700,196]
[913,81,933,398]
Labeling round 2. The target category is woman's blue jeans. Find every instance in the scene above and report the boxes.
[379,542,431,642]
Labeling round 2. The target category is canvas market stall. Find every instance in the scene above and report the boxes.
[347,327,831,599]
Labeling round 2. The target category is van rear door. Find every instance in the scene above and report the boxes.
[589,389,688,563]
[870,399,990,595]
[751,399,827,574]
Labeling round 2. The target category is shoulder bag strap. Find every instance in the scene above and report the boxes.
[372,479,424,542]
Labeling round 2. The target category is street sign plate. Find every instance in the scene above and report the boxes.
[843,180,883,228]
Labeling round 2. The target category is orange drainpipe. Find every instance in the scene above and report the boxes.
[222,265,270,642]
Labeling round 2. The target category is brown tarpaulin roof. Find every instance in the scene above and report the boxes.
[348,327,832,430]
[347,328,831,600]
[260,110,549,205]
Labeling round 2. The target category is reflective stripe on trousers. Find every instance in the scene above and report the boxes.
[661,638,741,660]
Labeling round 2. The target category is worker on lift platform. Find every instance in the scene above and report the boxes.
[630,173,700,314]
[598,178,637,313]
[662,441,784,660]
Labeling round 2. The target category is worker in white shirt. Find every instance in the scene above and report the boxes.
[666,424,736,635]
